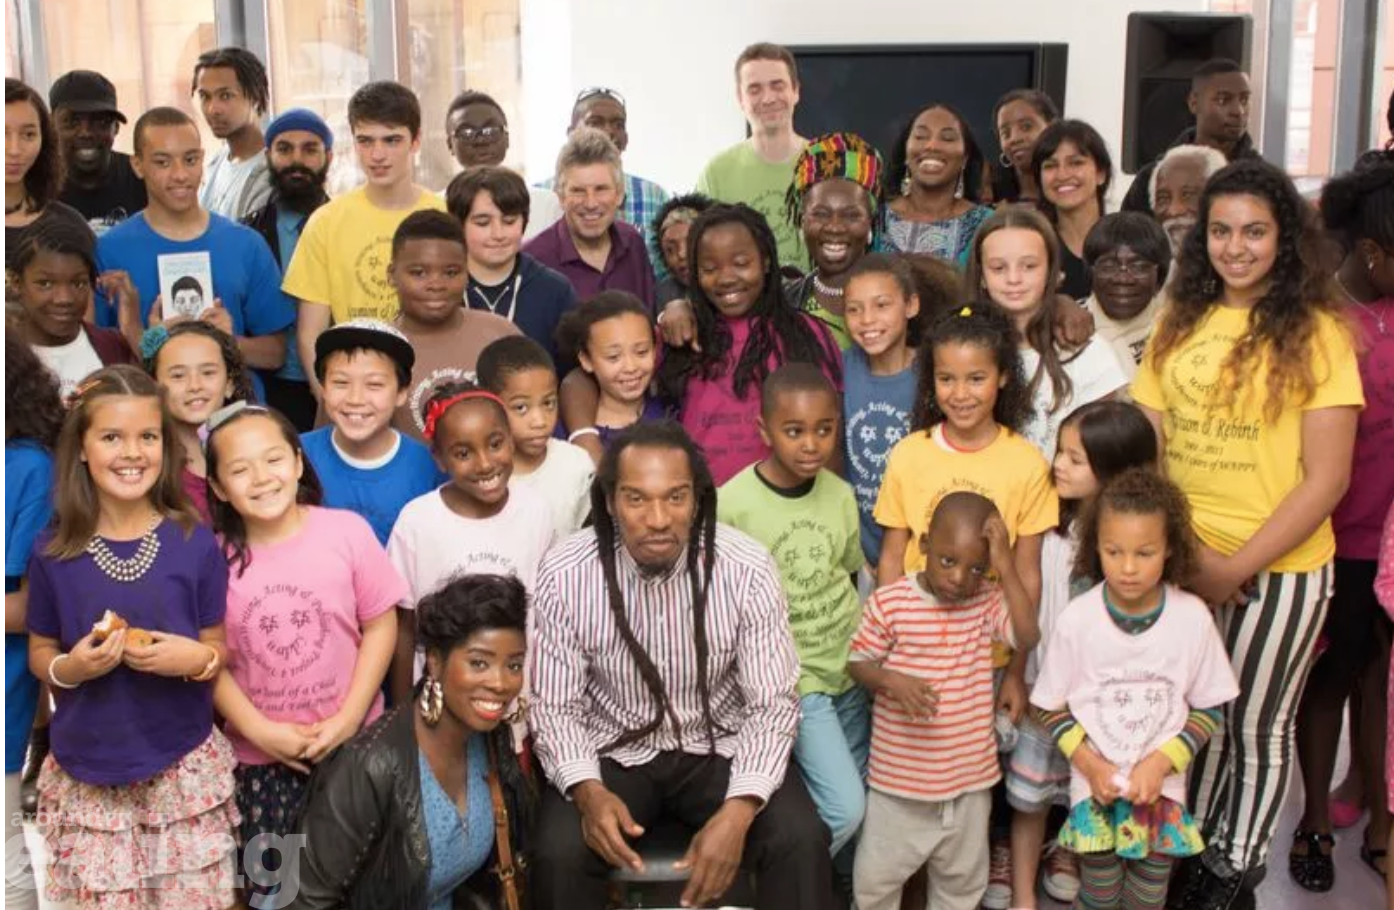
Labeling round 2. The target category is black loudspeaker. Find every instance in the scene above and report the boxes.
[1121,13,1252,174]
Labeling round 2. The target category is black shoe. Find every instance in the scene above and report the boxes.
[1166,855,1207,909]
[1185,860,1265,910]
[1288,828,1335,891]
[20,725,49,817]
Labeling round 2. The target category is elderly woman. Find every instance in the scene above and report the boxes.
[289,574,534,910]
[1080,211,1172,378]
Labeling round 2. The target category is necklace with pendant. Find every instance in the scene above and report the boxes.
[1337,275,1387,336]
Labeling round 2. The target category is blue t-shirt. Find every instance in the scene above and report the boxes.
[95,212,297,397]
[842,346,918,566]
[301,428,445,546]
[5,442,52,773]
[26,521,228,786]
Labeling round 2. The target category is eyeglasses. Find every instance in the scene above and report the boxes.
[575,87,625,108]
[453,124,507,142]
[1093,257,1159,279]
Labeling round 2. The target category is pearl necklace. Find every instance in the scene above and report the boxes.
[811,273,844,298]
[86,513,162,583]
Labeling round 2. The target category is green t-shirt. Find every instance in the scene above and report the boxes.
[696,141,808,270]
[717,466,864,695]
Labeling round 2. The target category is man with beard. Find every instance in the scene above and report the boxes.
[193,47,273,221]
[243,108,334,430]
[48,70,147,235]
[1122,58,1257,213]
[1147,144,1226,258]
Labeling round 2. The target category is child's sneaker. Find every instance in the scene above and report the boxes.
[982,841,1013,909]
[1041,843,1081,903]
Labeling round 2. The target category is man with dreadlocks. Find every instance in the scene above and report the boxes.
[529,420,835,910]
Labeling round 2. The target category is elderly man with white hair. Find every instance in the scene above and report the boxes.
[1148,143,1227,256]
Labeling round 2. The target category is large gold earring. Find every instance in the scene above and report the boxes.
[420,676,443,726]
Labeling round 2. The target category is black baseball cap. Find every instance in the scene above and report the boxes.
[314,318,416,380]
[48,70,127,123]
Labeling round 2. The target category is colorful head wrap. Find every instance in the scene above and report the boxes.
[785,132,885,233]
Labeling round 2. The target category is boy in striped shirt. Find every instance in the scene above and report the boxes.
[849,491,1041,910]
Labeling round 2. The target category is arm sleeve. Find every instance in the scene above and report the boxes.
[839,484,866,574]
[287,747,386,909]
[1017,452,1061,537]
[1158,707,1223,772]
[385,516,419,609]
[848,590,893,664]
[1129,336,1167,410]
[1305,316,1366,410]
[241,233,297,337]
[871,443,910,531]
[24,552,60,640]
[349,515,410,624]
[526,566,604,794]
[281,209,331,306]
[726,558,801,802]
[196,532,230,628]
[5,457,53,578]
[1034,706,1086,759]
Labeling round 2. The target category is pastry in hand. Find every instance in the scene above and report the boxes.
[90,610,128,643]
[125,628,154,649]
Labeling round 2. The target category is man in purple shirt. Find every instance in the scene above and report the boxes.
[523,127,655,310]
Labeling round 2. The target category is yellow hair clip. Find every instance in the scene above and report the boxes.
[959,306,973,317]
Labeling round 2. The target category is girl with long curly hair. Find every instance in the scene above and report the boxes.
[1131,158,1364,909]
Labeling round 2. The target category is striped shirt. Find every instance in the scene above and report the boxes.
[851,576,1016,802]
[528,525,801,803]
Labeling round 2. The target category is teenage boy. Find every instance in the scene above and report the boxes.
[849,493,1041,910]
[242,108,335,430]
[388,209,520,442]
[48,69,147,234]
[447,165,578,366]
[443,89,561,240]
[193,47,273,221]
[284,81,446,399]
[696,42,808,268]
[95,106,294,398]
[717,364,868,861]
[301,319,443,546]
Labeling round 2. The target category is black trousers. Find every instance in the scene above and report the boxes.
[532,752,834,910]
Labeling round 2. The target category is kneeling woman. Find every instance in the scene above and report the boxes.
[290,574,534,910]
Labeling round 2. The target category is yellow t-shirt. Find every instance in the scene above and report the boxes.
[873,426,1059,575]
[282,187,446,324]
[1131,306,1363,572]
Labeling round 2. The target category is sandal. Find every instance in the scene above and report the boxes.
[1288,828,1335,892]
[1360,827,1389,878]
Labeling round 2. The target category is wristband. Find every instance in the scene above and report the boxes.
[48,654,80,690]
[567,427,600,443]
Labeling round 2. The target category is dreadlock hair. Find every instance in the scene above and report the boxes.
[1320,155,1394,255]
[843,252,930,349]
[5,78,62,211]
[963,206,1074,411]
[206,406,324,577]
[1149,158,1350,423]
[192,47,270,117]
[657,203,841,405]
[912,301,1030,433]
[889,103,988,204]
[783,132,885,237]
[1073,467,1198,588]
[589,420,728,753]
[1054,400,1158,535]
[5,332,64,449]
[144,322,256,409]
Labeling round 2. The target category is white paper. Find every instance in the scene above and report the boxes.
[157,251,214,320]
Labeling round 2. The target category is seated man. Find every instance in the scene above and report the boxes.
[528,420,834,910]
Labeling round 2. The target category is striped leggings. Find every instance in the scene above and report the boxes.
[1074,852,1172,909]
[1190,565,1332,873]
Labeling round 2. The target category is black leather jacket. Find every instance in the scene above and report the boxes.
[285,706,533,910]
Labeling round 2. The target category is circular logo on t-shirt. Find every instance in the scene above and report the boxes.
[239,584,329,682]
[352,236,396,313]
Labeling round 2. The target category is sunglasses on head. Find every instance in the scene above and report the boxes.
[575,87,625,108]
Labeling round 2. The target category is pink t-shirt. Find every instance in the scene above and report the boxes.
[1031,583,1239,807]
[1332,299,1394,560]
[680,313,842,485]
[223,506,407,766]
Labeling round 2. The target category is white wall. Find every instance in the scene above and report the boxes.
[519,0,1209,200]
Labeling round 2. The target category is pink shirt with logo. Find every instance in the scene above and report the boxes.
[223,506,407,765]
[1031,583,1239,807]
[680,313,842,485]
[1332,298,1394,560]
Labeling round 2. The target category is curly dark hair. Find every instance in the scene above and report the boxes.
[1148,158,1350,423]
[5,78,62,212]
[1320,155,1394,252]
[145,322,256,408]
[888,103,988,204]
[656,203,840,404]
[555,290,651,364]
[5,332,64,448]
[912,302,1031,433]
[206,406,324,577]
[1073,467,1198,589]
[651,192,715,251]
[591,420,729,753]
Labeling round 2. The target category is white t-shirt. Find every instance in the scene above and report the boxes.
[1083,294,1165,381]
[387,481,554,681]
[511,438,594,538]
[1031,583,1240,806]
[1019,338,1129,459]
[200,147,269,220]
[32,333,104,398]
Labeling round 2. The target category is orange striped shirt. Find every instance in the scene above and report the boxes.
[850,576,1013,802]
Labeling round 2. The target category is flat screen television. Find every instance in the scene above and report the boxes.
[787,43,1069,189]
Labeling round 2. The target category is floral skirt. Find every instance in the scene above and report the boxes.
[1058,795,1205,859]
[36,728,241,910]
[234,762,311,897]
